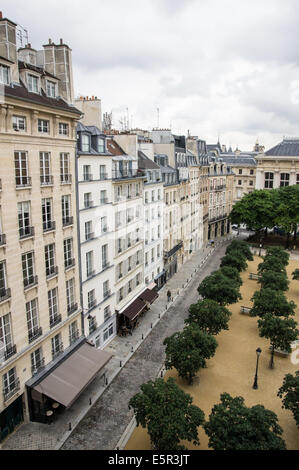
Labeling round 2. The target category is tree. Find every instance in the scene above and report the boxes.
[163,324,218,384]
[277,371,299,428]
[257,257,286,275]
[257,313,299,368]
[220,251,248,272]
[128,377,205,450]
[186,299,231,335]
[292,269,299,281]
[250,288,296,318]
[198,271,242,306]
[264,246,290,267]
[258,270,289,292]
[273,186,299,248]
[226,240,254,261]
[204,393,286,450]
[230,190,277,235]
[219,266,243,288]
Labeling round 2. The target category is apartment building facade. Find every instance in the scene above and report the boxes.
[0,14,85,439]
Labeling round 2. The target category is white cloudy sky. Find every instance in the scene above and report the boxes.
[4,0,299,150]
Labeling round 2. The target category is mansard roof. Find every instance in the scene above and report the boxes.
[265,138,299,157]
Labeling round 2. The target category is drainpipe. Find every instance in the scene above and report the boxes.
[75,139,84,337]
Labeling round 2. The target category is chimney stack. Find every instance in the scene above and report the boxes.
[0,12,3,19]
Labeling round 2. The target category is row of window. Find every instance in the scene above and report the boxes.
[116,251,143,280]
[145,245,161,267]
[85,246,111,279]
[238,169,255,175]
[264,172,299,188]
[12,116,69,135]
[117,273,142,302]
[145,226,162,244]
[14,151,71,187]
[116,230,141,253]
[144,188,162,203]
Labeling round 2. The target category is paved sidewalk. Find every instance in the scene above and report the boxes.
[1,235,235,450]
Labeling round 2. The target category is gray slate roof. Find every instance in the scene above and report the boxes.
[265,138,299,157]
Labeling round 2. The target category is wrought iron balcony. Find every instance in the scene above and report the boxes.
[43,220,56,232]
[24,275,38,290]
[100,198,109,205]
[50,314,62,329]
[83,173,93,181]
[0,233,6,246]
[60,174,72,184]
[31,357,45,376]
[209,213,227,224]
[102,261,110,270]
[0,287,11,303]
[28,326,43,343]
[40,175,54,186]
[164,241,183,259]
[63,216,74,227]
[16,176,32,188]
[65,258,75,270]
[69,329,80,344]
[52,342,64,360]
[46,266,58,279]
[100,173,108,180]
[67,303,78,315]
[88,299,97,311]
[19,226,34,239]
[3,378,20,402]
[103,289,111,300]
[85,232,95,241]
[89,320,98,334]
[4,344,17,361]
[112,169,138,180]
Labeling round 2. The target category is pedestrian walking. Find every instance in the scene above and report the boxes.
[167,290,171,302]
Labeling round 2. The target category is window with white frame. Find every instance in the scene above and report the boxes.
[0,64,9,85]
[69,321,79,344]
[85,221,93,240]
[48,288,59,325]
[31,348,44,374]
[97,137,105,153]
[15,151,30,186]
[26,299,40,340]
[51,333,63,358]
[102,244,108,268]
[100,165,107,180]
[0,313,13,352]
[22,251,35,287]
[103,322,114,343]
[84,192,92,208]
[42,198,54,231]
[100,190,107,204]
[280,173,290,187]
[60,153,70,183]
[59,122,69,136]
[18,201,31,238]
[3,367,18,397]
[46,80,56,98]
[88,289,96,309]
[62,195,71,225]
[264,172,274,189]
[64,238,73,268]
[101,216,108,233]
[104,305,111,322]
[38,119,49,133]
[83,165,92,181]
[0,261,7,297]
[12,115,26,131]
[45,243,56,277]
[66,278,76,313]
[81,134,90,152]
[27,74,39,93]
[103,280,110,299]
[40,152,52,184]
[86,251,94,277]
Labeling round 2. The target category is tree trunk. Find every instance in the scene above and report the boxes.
[264,227,268,238]
[293,224,297,245]
[285,232,290,250]
[269,345,275,369]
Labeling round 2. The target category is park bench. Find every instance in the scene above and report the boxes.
[270,340,299,358]
[249,273,260,280]
[240,306,251,315]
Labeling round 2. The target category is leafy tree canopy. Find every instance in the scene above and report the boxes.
[230,190,277,232]
[186,299,232,335]
[250,288,296,318]
[198,271,242,306]
[219,266,243,288]
[265,246,290,267]
[277,371,299,428]
[204,393,286,450]
[163,325,218,384]
[226,240,254,261]
[257,257,286,275]
[220,251,248,272]
[129,377,205,450]
[292,269,299,281]
[258,270,289,292]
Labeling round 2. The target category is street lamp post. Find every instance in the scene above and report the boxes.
[253,347,262,389]
[259,244,262,257]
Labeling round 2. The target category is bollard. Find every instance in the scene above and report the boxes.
[161,370,163,377]
[89,397,92,405]
[142,334,144,340]
[69,422,72,431]
[158,313,160,319]
[105,378,108,386]
[151,323,153,329]
[165,304,168,310]
[120,360,122,368]
[131,346,134,353]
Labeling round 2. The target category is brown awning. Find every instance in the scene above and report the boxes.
[32,342,112,408]
[121,298,146,322]
[139,288,159,304]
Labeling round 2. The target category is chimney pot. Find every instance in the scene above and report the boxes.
[60,38,63,45]
[49,39,52,44]
[0,12,3,19]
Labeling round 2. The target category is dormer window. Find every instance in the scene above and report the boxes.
[0,64,9,85]
[46,80,56,98]
[81,134,90,152]
[97,137,105,153]
[28,74,39,93]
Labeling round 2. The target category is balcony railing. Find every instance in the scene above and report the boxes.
[43,220,56,232]
[84,201,94,209]
[103,289,111,300]
[3,378,20,402]
[88,299,97,311]
[209,213,227,224]
[83,173,93,181]
[0,287,11,303]
[86,269,96,279]
[4,344,17,361]
[31,357,45,376]
[0,233,6,246]
[63,216,74,227]
[65,258,75,270]
[100,198,109,205]
[100,173,108,180]
[102,261,110,270]
[50,314,62,329]
[67,303,78,315]
[46,266,58,279]
[112,169,138,180]
[52,342,64,360]
[40,175,54,186]
[164,241,183,259]
[24,275,38,290]
[69,329,80,344]
[16,176,32,188]
[89,321,98,334]
[19,226,34,239]
[60,174,72,184]
[28,326,43,343]
[85,232,94,241]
